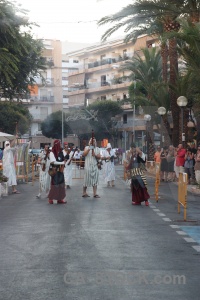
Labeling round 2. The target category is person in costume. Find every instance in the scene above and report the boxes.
[101,143,116,187]
[36,144,51,199]
[3,139,20,194]
[63,142,74,189]
[48,140,66,204]
[82,136,101,198]
[126,143,150,206]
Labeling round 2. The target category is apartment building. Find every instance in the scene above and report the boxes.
[23,39,82,148]
[66,35,159,149]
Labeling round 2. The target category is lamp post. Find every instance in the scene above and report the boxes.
[144,114,151,160]
[157,107,166,148]
[177,96,188,145]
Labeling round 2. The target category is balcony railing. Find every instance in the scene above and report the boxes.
[30,96,54,102]
[88,55,132,69]
[67,78,131,93]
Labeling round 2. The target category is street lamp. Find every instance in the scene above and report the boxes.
[157,106,166,147]
[144,114,151,160]
[177,96,188,144]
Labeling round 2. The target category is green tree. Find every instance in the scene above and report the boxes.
[87,100,123,142]
[41,111,72,139]
[0,101,32,134]
[98,0,200,145]
[0,0,46,99]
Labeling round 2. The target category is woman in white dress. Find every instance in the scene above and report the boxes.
[101,143,116,187]
[63,143,74,189]
[3,140,20,194]
[36,144,51,198]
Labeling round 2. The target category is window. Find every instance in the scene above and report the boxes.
[101,75,106,86]
[101,54,106,60]
[62,77,68,80]
[73,60,79,63]
[63,95,68,98]
[101,95,106,101]
[62,60,69,63]
[123,49,127,55]
[123,114,127,124]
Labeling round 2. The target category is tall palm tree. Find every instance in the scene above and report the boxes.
[98,0,200,145]
[121,47,171,157]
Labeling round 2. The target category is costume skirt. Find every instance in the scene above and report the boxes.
[131,176,150,203]
[48,171,66,201]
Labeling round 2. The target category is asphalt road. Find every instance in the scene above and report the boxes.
[0,166,199,300]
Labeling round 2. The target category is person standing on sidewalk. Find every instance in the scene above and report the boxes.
[174,144,186,180]
[82,136,101,198]
[126,143,150,206]
[194,146,200,185]
[166,145,176,182]
[36,144,51,199]
[160,146,168,182]
[184,147,195,184]
[3,139,20,194]
[154,146,161,163]
[101,143,116,187]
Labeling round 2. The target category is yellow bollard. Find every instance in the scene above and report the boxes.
[178,172,188,221]
[155,163,160,202]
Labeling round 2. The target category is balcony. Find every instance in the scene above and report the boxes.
[30,96,54,102]
[67,78,131,96]
[87,55,131,69]
[31,114,48,122]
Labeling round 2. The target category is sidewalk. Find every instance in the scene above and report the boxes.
[145,169,200,197]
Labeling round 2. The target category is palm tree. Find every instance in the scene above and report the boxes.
[121,47,171,157]
[98,0,200,145]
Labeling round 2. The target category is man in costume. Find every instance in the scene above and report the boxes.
[126,143,150,206]
[3,139,20,194]
[36,144,51,199]
[82,136,101,198]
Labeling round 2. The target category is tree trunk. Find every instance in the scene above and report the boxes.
[168,37,179,146]
[162,115,172,146]
[160,42,168,82]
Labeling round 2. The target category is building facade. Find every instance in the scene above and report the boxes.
[66,35,159,149]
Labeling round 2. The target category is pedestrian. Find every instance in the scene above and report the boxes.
[160,146,168,181]
[74,148,82,168]
[126,143,150,206]
[0,148,3,160]
[166,145,175,181]
[194,145,200,186]
[82,136,101,198]
[63,142,74,189]
[3,139,20,194]
[36,144,51,199]
[184,147,195,184]
[154,145,161,163]
[48,139,66,204]
[101,143,116,187]
[174,144,186,179]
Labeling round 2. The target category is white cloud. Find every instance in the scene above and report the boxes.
[16,0,132,42]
